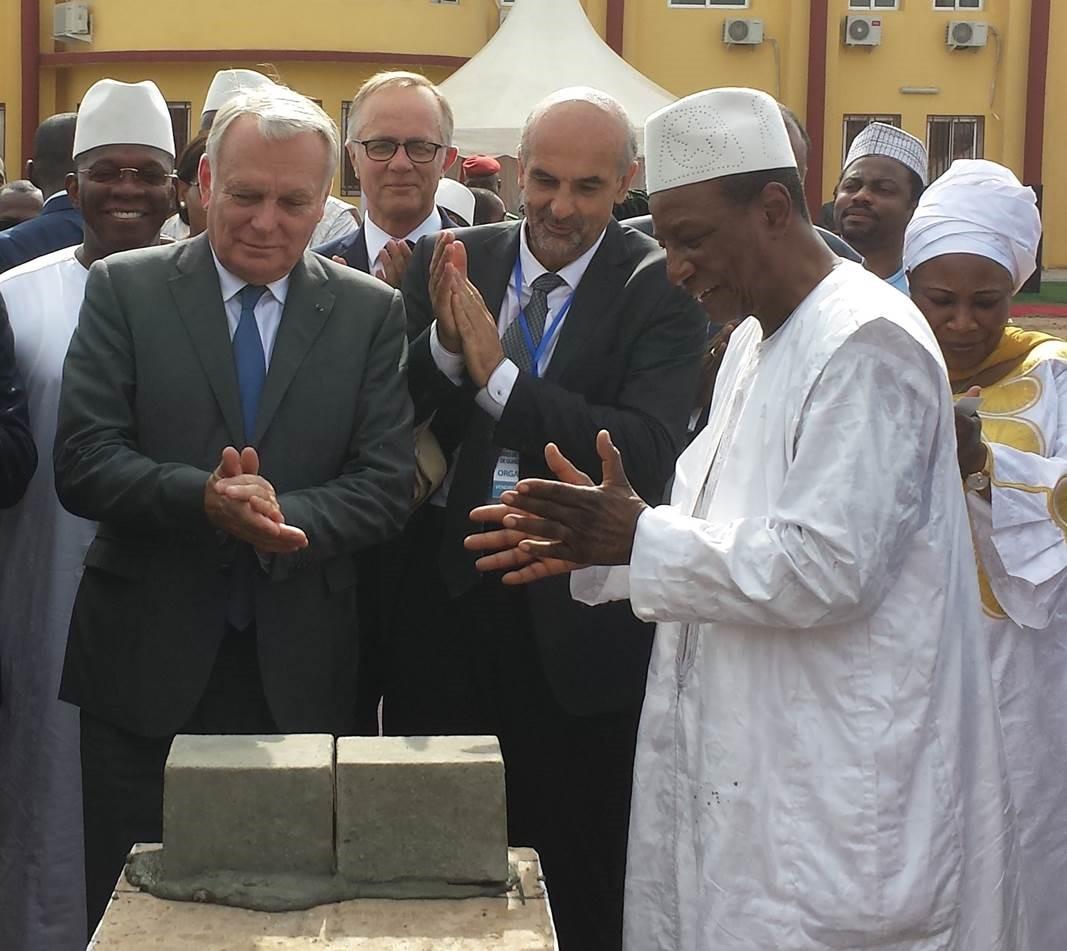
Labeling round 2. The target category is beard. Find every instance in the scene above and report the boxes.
[524,203,587,268]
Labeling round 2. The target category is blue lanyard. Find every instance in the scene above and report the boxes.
[512,254,576,379]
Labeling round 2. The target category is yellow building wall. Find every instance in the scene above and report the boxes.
[1042,1,1067,267]
[0,0,24,171]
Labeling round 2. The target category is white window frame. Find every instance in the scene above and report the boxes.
[668,1,750,9]
[933,0,983,10]
[848,0,900,10]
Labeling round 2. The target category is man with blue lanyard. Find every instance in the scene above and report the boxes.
[392,87,705,951]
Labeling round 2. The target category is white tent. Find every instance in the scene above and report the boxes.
[440,0,677,158]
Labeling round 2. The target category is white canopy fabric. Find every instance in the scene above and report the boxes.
[440,0,676,158]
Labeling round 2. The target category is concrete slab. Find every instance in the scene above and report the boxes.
[163,734,335,879]
[336,736,508,886]
[91,845,556,950]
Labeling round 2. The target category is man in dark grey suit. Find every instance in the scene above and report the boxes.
[54,86,414,933]
[392,89,705,951]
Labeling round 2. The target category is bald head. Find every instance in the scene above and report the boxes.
[470,186,506,224]
[778,106,811,181]
[29,113,78,197]
[520,88,637,175]
[0,180,44,229]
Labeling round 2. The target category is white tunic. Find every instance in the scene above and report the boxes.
[574,262,1025,950]
[0,247,95,951]
[965,337,1067,951]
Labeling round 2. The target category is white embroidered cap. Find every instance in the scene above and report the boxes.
[644,87,796,196]
[203,69,277,115]
[843,122,929,185]
[903,159,1041,293]
[73,79,175,159]
[435,178,476,227]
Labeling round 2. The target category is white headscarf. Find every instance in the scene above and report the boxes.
[903,159,1041,293]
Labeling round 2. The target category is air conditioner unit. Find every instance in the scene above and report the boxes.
[723,18,764,46]
[844,15,882,47]
[53,2,92,42]
[947,20,988,49]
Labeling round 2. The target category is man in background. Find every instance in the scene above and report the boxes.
[0,182,43,230]
[0,114,81,272]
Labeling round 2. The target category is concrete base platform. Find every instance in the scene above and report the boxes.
[89,845,557,950]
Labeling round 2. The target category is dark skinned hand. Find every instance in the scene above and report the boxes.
[470,430,648,574]
[955,384,989,479]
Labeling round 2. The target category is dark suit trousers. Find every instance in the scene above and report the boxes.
[80,622,277,938]
[383,506,641,951]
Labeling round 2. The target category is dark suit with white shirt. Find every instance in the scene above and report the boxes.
[392,218,705,951]
[0,193,83,273]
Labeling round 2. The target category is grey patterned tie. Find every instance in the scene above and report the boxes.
[502,271,566,374]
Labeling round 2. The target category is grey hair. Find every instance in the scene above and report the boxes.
[518,87,638,172]
[345,71,454,147]
[206,85,339,186]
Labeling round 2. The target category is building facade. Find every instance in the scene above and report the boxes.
[1,0,1062,263]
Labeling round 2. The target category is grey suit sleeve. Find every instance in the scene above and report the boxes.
[54,260,211,531]
[0,295,37,508]
[271,289,415,579]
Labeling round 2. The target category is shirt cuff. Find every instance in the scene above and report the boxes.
[475,359,519,421]
[430,322,466,386]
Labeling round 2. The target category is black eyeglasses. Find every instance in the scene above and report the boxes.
[78,164,176,187]
[354,139,445,164]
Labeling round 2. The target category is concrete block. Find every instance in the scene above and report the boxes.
[336,736,508,885]
[163,734,335,879]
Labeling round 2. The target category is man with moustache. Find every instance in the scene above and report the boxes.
[392,87,705,950]
[834,122,928,293]
[53,85,413,934]
[0,79,177,951]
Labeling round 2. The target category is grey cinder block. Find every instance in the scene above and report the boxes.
[336,736,508,885]
[162,734,335,879]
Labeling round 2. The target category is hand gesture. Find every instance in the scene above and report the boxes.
[451,269,505,388]
[429,232,462,353]
[954,385,988,479]
[373,238,414,288]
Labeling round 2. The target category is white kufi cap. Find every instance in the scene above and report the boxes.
[903,159,1041,294]
[644,87,796,195]
[435,178,476,227]
[844,122,928,186]
[203,68,276,115]
[73,79,175,159]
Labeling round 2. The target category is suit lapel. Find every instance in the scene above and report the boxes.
[343,223,371,273]
[545,220,630,383]
[254,251,334,442]
[473,222,522,321]
[169,234,245,445]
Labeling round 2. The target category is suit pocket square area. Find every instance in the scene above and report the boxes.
[83,537,150,582]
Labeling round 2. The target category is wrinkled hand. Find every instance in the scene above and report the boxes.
[430,231,462,353]
[955,385,988,478]
[373,238,414,288]
[467,442,593,584]
[451,267,505,388]
[473,431,647,572]
[204,446,309,553]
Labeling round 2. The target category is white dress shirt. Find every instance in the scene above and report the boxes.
[363,207,443,280]
[430,222,606,420]
[211,249,290,367]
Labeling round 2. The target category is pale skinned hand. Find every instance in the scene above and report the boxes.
[205,446,309,553]
[466,442,593,584]
[492,431,647,568]
[450,265,505,388]
[430,231,463,353]
[373,238,414,288]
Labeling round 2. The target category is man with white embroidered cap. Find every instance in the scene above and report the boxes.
[467,88,1025,949]
[834,121,928,293]
[0,78,176,951]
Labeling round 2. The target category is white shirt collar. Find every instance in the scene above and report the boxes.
[363,207,443,270]
[517,222,607,292]
[210,246,291,306]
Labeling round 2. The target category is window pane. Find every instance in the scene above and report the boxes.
[873,0,898,8]
[927,117,952,180]
[167,102,191,159]
[670,0,710,6]
[934,0,955,8]
[340,101,359,198]
[708,0,747,5]
[959,0,982,8]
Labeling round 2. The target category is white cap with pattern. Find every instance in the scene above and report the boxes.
[73,79,175,159]
[203,69,277,116]
[644,87,796,196]
[843,122,928,186]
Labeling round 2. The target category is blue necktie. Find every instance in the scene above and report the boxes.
[233,285,267,443]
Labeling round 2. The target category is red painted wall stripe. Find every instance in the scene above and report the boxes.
[804,0,829,213]
[1024,0,1051,185]
[38,48,470,68]
[606,0,625,56]
[20,0,40,169]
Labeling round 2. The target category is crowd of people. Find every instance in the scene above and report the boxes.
[0,63,1063,951]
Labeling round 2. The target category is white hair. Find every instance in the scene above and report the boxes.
[519,87,638,171]
[206,85,339,185]
[345,71,454,148]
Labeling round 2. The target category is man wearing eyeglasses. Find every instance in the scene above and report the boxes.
[0,78,177,951]
[316,71,459,287]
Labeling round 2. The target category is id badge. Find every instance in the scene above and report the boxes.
[490,449,521,501]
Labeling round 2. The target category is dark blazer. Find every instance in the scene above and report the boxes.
[315,206,456,272]
[403,219,705,715]
[54,234,415,737]
[0,295,36,508]
[0,194,83,274]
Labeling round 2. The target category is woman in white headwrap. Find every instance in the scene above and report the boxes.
[905,158,1067,949]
